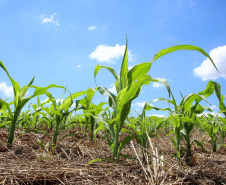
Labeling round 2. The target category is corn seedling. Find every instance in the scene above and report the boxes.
[43,90,86,145]
[0,61,65,148]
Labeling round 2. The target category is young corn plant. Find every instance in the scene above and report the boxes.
[79,100,106,142]
[43,90,86,145]
[218,117,226,146]
[0,102,12,129]
[94,37,218,161]
[78,87,97,141]
[147,81,218,158]
[198,113,220,152]
[94,38,170,161]
[126,102,164,162]
[21,97,51,129]
[199,81,226,150]
[0,60,65,148]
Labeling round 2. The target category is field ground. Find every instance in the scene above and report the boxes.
[0,129,225,185]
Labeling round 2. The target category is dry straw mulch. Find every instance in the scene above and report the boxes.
[0,128,225,185]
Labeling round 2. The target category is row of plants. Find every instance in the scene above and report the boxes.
[0,38,225,163]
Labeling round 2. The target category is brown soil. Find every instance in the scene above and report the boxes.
[0,128,225,185]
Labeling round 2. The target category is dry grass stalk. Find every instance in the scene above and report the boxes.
[130,140,152,184]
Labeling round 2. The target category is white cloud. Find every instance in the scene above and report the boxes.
[56,99,64,104]
[76,65,82,68]
[210,105,218,110]
[152,77,164,88]
[41,98,49,103]
[108,84,117,95]
[132,102,147,108]
[153,82,164,88]
[197,112,223,117]
[39,13,60,26]
[0,82,13,97]
[89,44,134,64]
[88,26,96,30]
[149,114,167,117]
[128,66,133,70]
[136,102,146,107]
[193,45,226,81]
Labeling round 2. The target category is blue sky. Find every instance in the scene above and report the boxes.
[0,0,226,117]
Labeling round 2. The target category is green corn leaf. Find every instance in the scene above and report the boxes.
[45,91,57,108]
[50,109,61,116]
[193,104,205,114]
[121,155,137,160]
[94,122,105,142]
[150,98,175,105]
[140,102,148,123]
[20,76,35,99]
[182,94,211,113]
[172,115,181,128]
[60,91,87,112]
[31,84,66,97]
[213,81,222,101]
[0,60,20,104]
[151,45,219,72]
[0,122,5,128]
[127,62,152,87]
[198,81,215,100]
[193,140,206,153]
[146,105,171,112]
[85,158,103,167]
[169,135,177,147]
[126,124,141,135]
[94,65,118,83]
[0,98,13,120]
[213,125,219,134]
[118,36,128,91]
[212,81,226,117]
[97,86,117,115]
[180,116,200,126]
[157,78,172,98]
[118,135,133,153]
[116,75,153,126]
[37,97,41,107]
[121,128,133,134]
[85,88,96,110]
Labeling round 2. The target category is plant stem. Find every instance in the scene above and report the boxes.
[7,110,20,148]
[113,129,120,161]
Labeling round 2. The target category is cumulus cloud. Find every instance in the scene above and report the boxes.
[128,66,133,70]
[41,98,64,105]
[210,105,218,110]
[153,82,164,88]
[56,99,64,104]
[41,98,49,103]
[149,114,167,117]
[0,82,13,97]
[88,26,96,30]
[76,65,82,68]
[89,44,134,64]
[39,13,60,26]
[132,102,148,108]
[193,45,226,81]
[152,77,164,88]
[108,84,117,95]
[197,112,223,117]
